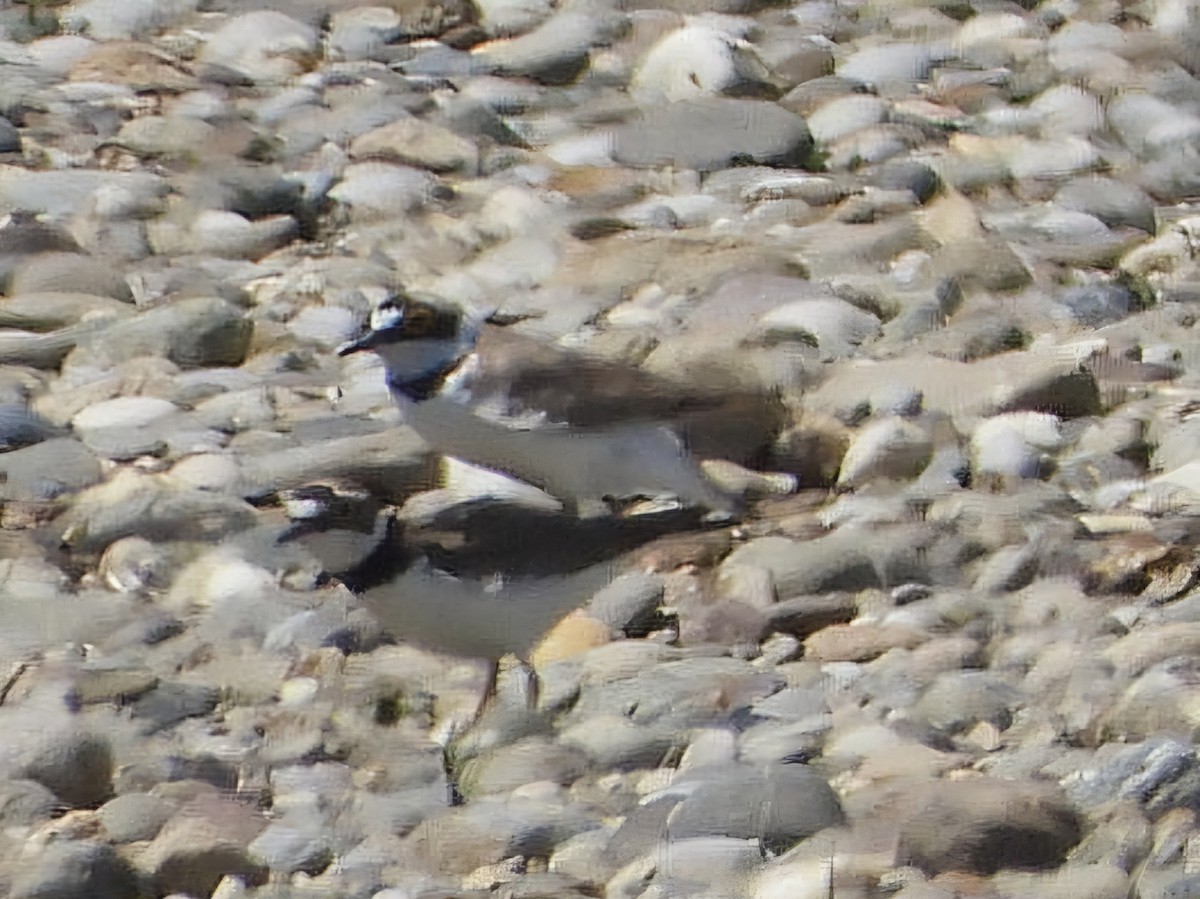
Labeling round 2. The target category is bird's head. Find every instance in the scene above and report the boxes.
[338,292,482,399]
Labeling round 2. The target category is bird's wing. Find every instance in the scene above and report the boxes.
[412,502,711,578]
[470,329,742,430]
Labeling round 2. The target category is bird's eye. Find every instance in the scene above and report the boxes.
[404,303,435,335]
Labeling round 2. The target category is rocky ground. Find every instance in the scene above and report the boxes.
[1,0,1200,896]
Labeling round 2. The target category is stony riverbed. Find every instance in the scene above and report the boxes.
[1,0,1199,897]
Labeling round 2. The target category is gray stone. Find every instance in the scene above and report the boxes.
[459,737,589,797]
[658,761,844,852]
[0,438,100,502]
[130,682,220,734]
[720,534,880,598]
[69,659,157,706]
[1062,737,1200,815]
[54,469,258,553]
[887,778,1082,875]
[111,115,217,158]
[328,6,405,61]
[587,572,665,634]
[99,792,176,843]
[1053,282,1135,328]
[0,404,59,450]
[71,396,181,460]
[1054,176,1156,233]
[5,726,113,808]
[754,297,880,359]
[0,171,167,220]
[8,253,132,301]
[10,840,138,899]
[559,715,679,770]
[654,835,765,896]
[197,11,319,84]
[405,794,597,876]
[838,42,942,88]
[912,670,1023,734]
[1108,93,1200,157]
[0,292,134,332]
[866,159,941,203]
[473,9,625,85]
[838,416,934,487]
[247,811,333,876]
[568,656,784,730]
[61,0,199,40]
[0,779,60,828]
[474,0,552,36]
[613,98,813,172]
[149,209,298,260]
[139,794,268,896]
[328,163,443,221]
[807,94,888,144]
[80,297,252,369]
[766,593,858,638]
[350,116,481,174]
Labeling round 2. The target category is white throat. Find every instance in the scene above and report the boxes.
[374,317,482,402]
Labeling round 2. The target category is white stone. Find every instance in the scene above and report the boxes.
[72,396,178,432]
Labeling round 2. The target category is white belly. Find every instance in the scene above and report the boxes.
[397,394,730,511]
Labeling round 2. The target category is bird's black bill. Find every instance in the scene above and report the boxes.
[338,328,402,356]
[336,334,372,356]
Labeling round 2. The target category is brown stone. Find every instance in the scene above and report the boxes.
[804,623,928,662]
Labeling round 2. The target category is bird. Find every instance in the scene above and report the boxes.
[337,291,783,519]
[330,498,706,694]
[327,499,706,804]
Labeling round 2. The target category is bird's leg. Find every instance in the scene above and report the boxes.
[514,658,540,712]
[442,744,465,807]
[443,658,501,807]
[472,657,501,725]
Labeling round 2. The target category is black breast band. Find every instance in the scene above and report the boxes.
[388,357,462,402]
